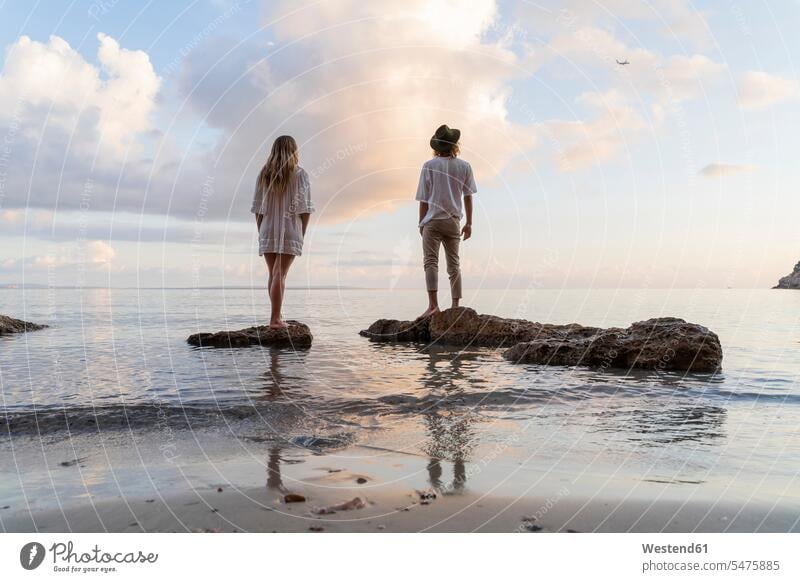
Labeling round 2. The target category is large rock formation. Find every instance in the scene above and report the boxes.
[360,307,722,373]
[774,261,800,289]
[187,321,312,348]
[0,315,47,336]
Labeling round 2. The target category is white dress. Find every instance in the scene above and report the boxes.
[251,167,314,256]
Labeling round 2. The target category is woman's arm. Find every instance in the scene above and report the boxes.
[300,213,310,236]
[256,213,263,231]
[461,196,472,240]
[418,201,428,235]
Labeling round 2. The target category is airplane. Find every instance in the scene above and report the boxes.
[616,59,630,65]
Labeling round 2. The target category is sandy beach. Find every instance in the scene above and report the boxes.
[3,433,797,533]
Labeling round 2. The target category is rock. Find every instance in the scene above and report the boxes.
[359,317,431,342]
[187,321,312,348]
[505,317,723,373]
[0,315,47,336]
[774,260,800,289]
[361,307,599,348]
[283,493,306,503]
[361,308,722,373]
[312,497,366,515]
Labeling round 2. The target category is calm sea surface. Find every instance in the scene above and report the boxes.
[1,288,799,508]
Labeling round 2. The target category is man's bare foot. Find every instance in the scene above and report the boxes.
[269,320,289,329]
[416,306,440,320]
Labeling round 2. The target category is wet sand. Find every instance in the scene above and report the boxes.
[2,444,797,533]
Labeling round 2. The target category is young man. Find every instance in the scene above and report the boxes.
[415,124,477,319]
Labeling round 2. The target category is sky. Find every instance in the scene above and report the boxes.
[0,0,798,290]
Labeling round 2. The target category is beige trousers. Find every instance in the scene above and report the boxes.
[422,216,462,299]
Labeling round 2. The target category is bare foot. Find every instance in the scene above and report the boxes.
[269,320,289,329]
[416,306,440,320]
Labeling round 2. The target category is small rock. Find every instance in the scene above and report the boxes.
[309,526,324,532]
[521,517,542,532]
[312,497,366,515]
[59,457,86,467]
[356,477,367,484]
[145,499,155,503]
[377,525,386,530]
[217,487,223,493]
[284,493,306,503]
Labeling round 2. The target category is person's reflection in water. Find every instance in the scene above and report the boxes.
[419,348,477,494]
[266,446,287,493]
[262,348,286,400]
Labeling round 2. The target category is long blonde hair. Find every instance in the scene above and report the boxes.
[257,135,299,196]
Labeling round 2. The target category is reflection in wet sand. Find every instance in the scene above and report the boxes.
[266,446,286,493]
[418,348,477,493]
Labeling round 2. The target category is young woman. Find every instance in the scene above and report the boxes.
[415,124,477,319]
[251,135,314,328]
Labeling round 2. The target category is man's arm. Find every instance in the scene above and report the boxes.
[300,213,310,236]
[461,196,472,240]
[418,201,428,235]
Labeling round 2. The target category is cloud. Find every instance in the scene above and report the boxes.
[516,0,712,48]
[0,33,167,218]
[175,0,537,223]
[737,71,800,109]
[87,240,116,263]
[699,163,756,178]
[545,89,646,170]
[0,33,160,155]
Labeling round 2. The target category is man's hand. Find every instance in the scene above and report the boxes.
[461,224,472,241]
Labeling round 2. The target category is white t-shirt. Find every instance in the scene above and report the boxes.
[415,156,477,226]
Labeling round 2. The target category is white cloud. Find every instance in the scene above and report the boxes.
[699,163,756,178]
[545,89,646,170]
[0,33,160,155]
[737,71,800,109]
[87,240,116,264]
[176,0,537,222]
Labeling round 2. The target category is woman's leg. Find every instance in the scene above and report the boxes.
[268,253,295,328]
[264,253,277,295]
